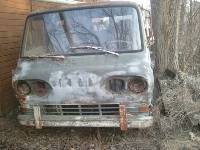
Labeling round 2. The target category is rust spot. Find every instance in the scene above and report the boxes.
[13,80,26,101]
[119,104,128,131]
[20,107,28,113]
[16,95,28,112]
[14,83,27,100]
[16,94,26,101]
[149,104,153,112]
[138,104,150,113]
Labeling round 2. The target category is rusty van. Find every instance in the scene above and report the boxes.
[12,1,156,130]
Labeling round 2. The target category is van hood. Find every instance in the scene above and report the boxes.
[13,52,154,105]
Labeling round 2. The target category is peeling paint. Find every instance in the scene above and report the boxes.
[12,1,155,128]
[13,61,31,80]
[13,51,154,105]
[48,70,113,103]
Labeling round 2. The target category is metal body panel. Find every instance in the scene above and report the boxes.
[18,114,153,128]
[13,52,154,106]
[12,1,155,128]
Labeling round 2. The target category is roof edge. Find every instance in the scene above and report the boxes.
[30,1,139,16]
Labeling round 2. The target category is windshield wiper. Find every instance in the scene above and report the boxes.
[70,46,119,56]
[39,54,65,58]
[25,54,65,59]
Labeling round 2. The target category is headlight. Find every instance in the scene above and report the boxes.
[109,79,125,92]
[16,81,31,96]
[15,80,51,97]
[128,77,147,94]
[31,81,49,96]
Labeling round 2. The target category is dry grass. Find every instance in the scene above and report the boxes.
[159,74,200,150]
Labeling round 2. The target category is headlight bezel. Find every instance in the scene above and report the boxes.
[15,80,52,97]
[128,77,148,94]
[109,78,126,93]
[107,76,148,94]
[16,80,31,96]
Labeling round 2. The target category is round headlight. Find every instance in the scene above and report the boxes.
[109,79,125,92]
[17,81,31,96]
[128,77,147,94]
[31,81,49,96]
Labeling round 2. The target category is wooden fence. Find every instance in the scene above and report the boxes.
[0,0,31,115]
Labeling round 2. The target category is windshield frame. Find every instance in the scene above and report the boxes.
[21,2,144,57]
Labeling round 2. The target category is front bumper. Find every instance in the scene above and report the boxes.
[18,114,153,128]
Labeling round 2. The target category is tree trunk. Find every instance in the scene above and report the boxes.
[151,0,183,75]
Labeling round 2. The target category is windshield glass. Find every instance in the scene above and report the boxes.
[22,6,142,57]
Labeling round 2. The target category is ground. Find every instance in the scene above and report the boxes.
[0,119,200,150]
[0,117,199,150]
[0,118,160,150]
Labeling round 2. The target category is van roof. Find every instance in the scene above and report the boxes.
[30,1,139,16]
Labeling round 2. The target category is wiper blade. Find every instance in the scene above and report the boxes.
[25,54,65,59]
[70,46,119,56]
[39,54,65,58]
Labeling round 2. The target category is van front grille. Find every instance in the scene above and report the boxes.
[28,104,119,116]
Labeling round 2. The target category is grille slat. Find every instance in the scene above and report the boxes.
[30,104,119,116]
[42,107,119,110]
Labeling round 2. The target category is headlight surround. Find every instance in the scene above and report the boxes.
[108,76,148,94]
[128,77,147,94]
[15,80,51,97]
[16,81,31,96]
[31,81,49,96]
[109,78,125,92]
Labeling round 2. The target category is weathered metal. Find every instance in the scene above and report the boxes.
[18,114,153,128]
[33,106,42,129]
[12,1,155,129]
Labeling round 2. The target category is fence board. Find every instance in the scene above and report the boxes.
[0,0,30,115]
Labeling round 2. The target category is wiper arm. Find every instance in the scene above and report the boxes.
[70,46,119,56]
[25,54,65,59]
[39,54,65,58]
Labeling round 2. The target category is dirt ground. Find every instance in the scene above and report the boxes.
[0,117,199,150]
[0,118,160,150]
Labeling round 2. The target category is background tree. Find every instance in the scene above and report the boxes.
[151,0,181,75]
[150,0,200,76]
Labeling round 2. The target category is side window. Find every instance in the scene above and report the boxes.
[24,17,49,56]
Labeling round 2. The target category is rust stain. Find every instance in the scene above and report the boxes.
[16,95,26,101]
[20,107,28,113]
[13,80,28,108]
[138,104,150,113]
[119,104,128,131]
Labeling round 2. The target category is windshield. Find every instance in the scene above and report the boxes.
[22,6,142,57]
